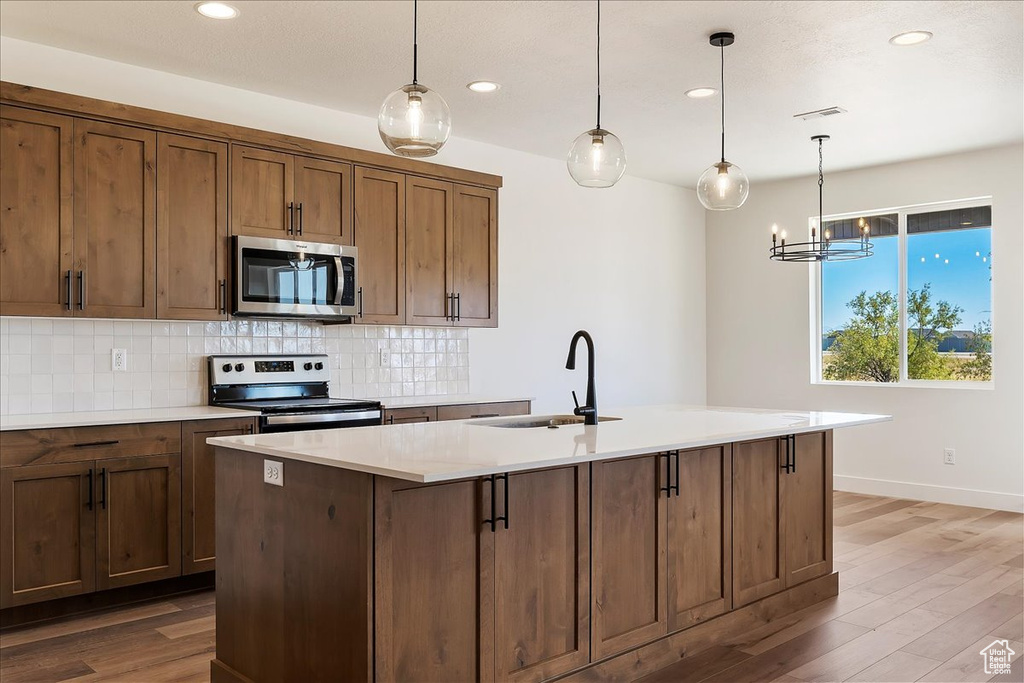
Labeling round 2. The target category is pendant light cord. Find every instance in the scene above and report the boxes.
[412,0,418,85]
[596,0,601,130]
[818,137,825,232]
[720,42,726,162]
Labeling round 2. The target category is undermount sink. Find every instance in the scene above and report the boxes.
[473,414,622,429]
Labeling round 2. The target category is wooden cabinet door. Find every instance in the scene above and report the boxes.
[0,463,96,608]
[230,145,294,239]
[782,431,833,587]
[73,120,157,318]
[375,477,494,683]
[157,133,228,320]
[452,184,498,328]
[293,156,352,245]
[406,176,454,326]
[354,167,406,324]
[95,454,181,590]
[732,438,785,607]
[0,106,74,317]
[181,418,253,575]
[494,465,590,682]
[436,401,532,422]
[384,406,437,424]
[591,454,668,659]
[666,446,732,632]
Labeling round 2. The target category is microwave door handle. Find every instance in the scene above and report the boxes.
[334,256,344,305]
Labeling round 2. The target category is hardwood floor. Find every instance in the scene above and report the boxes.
[1,492,1021,682]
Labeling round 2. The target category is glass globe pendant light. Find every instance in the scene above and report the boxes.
[378,0,451,157]
[697,32,749,210]
[567,0,626,188]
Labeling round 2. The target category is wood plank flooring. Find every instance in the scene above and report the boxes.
[1,492,1021,682]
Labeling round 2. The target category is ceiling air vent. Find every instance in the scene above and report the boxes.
[793,106,847,120]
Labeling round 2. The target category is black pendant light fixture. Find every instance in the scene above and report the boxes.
[567,0,626,187]
[769,135,873,262]
[378,0,452,157]
[697,32,749,210]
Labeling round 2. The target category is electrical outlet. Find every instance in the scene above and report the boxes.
[264,459,284,486]
[111,349,128,372]
[943,448,956,465]
[379,349,390,367]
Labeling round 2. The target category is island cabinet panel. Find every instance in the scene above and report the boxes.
[590,454,668,660]
[354,166,406,324]
[0,463,96,608]
[732,438,785,608]
[0,106,74,317]
[375,477,495,683]
[214,448,373,683]
[451,185,498,327]
[405,176,454,326]
[181,418,254,575]
[156,133,229,321]
[73,119,157,319]
[782,431,833,587]
[494,465,590,683]
[293,156,353,245]
[230,145,294,239]
[95,454,181,590]
[666,446,733,632]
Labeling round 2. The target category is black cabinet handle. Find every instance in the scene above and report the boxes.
[671,450,681,497]
[297,202,303,236]
[387,415,395,425]
[73,440,119,448]
[781,436,792,473]
[659,453,672,496]
[65,270,72,311]
[482,476,496,532]
[86,469,93,511]
[98,467,107,510]
[77,270,85,311]
[219,279,227,314]
[357,286,363,318]
[790,435,797,473]
[455,293,461,322]
[444,293,452,321]
[497,473,509,530]
[287,202,294,235]
[471,413,499,418]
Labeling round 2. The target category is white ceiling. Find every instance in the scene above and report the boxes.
[1,1,1021,187]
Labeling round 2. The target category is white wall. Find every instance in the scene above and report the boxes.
[706,145,1024,512]
[0,37,707,414]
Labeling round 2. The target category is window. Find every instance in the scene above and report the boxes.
[816,200,992,385]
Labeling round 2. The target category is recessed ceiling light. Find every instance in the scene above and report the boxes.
[467,81,500,93]
[195,2,239,19]
[685,87,718,99]
[889,31,932,46]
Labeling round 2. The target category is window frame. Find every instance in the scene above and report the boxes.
[810,196,994,389]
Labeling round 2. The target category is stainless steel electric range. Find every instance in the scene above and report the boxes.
[207,354,382,433]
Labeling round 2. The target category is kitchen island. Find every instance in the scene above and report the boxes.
[207,405,889,683]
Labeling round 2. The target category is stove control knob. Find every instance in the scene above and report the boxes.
[314,362,324,371]
[235,363,245,372]
[222,363,232,372]
[304,362,314,371]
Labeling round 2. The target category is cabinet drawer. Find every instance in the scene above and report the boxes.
[437,401,531,422]
[384,407,437,425]
[1,423,182,468]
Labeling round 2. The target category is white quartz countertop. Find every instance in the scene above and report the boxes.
[207,404,892,483]
[377,394,533,409]
[0,406,252,431]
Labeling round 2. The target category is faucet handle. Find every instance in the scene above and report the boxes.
[571,390,580,411]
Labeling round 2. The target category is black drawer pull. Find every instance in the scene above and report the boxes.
[86,469,93,511]
[73,440,120,448]
[99,467,107,510]
[471,413,499,418]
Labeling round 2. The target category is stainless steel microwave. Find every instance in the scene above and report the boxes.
[232,236,357,319]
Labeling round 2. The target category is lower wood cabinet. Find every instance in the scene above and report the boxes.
[732,433,832,608]
[181,418,255,575]
[436,401,531,422]
[374,464,589,683]
[383,406,437,425]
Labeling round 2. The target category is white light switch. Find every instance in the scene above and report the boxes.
[264,459,284,486]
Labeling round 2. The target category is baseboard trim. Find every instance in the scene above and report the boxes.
[834,475,1024,513]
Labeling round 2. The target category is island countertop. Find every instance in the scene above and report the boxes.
[207,404,891,483]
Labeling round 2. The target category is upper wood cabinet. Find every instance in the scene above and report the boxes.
[406,176,454,326]
[74,119,157,319]
[232,145,353,245]
[452,185,498,327]
[0,106,74,317]
[354,166,406,324]
[157,133,229,320]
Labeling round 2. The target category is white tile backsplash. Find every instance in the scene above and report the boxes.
[0,317,470,416]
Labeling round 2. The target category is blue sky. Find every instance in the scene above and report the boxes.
[822,228,992,332]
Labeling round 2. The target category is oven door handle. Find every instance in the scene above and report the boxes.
[334,256,344,306]
[262,410,382,426]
